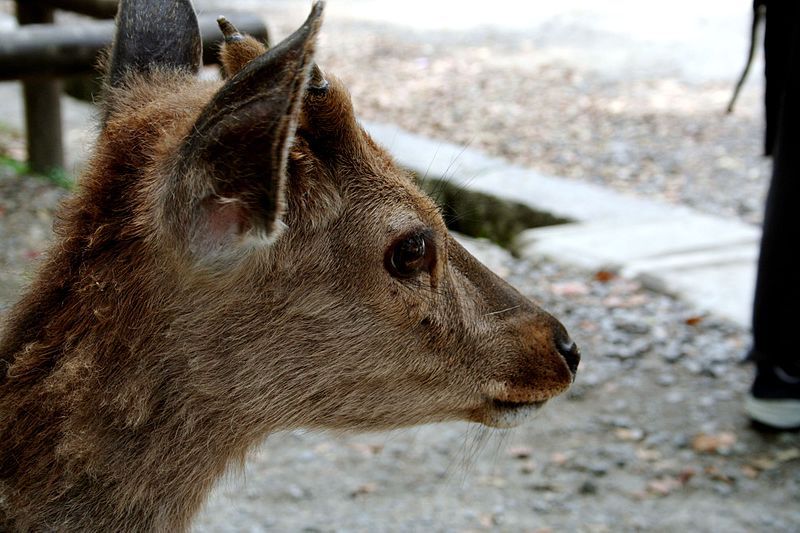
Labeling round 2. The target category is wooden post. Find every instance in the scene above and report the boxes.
[16,2,64,174]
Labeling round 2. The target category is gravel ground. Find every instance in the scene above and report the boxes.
[1,2,798,532]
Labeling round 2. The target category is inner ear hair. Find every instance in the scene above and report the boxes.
[172,2,324,264]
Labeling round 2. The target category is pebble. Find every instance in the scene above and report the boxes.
[614,317,652,336]
[656,373,676,386]
[666,391,685,404]
[601,416,634,429]
[683,360,704,375]
[713,484,734,496]
[578,480,599,495]
[286,484,309,500]
[619,338,653,359]
[661,342,685,363]
[643,432,671,447]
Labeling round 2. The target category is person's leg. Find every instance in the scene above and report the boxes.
[762,1,792,156]
[746,2,800,429]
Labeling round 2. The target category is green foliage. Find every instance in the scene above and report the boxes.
[0,154,27,175]
[42,166,74,190]
[0,155,74,190]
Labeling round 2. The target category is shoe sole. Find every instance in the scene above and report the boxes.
[745,395,800,429]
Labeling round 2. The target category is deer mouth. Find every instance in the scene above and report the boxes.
[480,398,547,428]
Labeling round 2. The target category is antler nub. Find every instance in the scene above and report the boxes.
[308,64,329,95]
[217,15,268,77]
[217,16,244,42]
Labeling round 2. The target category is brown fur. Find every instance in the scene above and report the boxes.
[218,27,268,78]
[0,2,577,531]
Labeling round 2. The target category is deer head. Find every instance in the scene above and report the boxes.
[0,0,579,530]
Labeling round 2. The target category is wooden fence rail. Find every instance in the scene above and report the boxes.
[0,14,271,81]
[2,1,268,174]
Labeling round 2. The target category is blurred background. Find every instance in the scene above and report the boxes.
[1,1,797,531]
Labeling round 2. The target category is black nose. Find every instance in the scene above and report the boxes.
[557,338,581,376]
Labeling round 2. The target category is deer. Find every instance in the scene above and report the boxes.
[0,1,580,531]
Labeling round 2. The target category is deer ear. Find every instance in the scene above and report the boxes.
[175,2,324,260]
[107,0,202,88]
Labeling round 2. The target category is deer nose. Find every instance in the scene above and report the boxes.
[557,337,581,376]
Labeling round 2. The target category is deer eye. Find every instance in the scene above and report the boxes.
[385,231,435,278]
